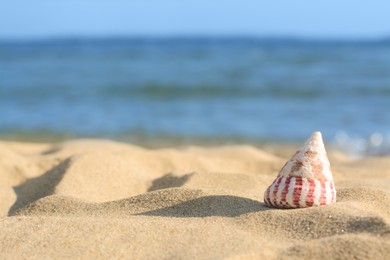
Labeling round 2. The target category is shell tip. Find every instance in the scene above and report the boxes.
[311,131,322,139]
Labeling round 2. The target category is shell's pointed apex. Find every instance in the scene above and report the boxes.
[303,131,325,152]
[311,131,322,138]
[308,131,323,143]
[277,131,333,181]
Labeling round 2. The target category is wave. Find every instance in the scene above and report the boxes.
[4,84,390,100]
[1,128,390,156]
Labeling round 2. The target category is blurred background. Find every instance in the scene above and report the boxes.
[1,1,390,155]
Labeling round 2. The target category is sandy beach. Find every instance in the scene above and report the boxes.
[0,139,389,259]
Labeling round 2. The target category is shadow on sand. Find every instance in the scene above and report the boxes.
[139,195,271,218]
[148,173,194,192]
[8,158,71,215]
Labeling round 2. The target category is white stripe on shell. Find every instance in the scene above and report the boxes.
[276,177,287,207]
[299,178,310,207]
[313,179,322,206]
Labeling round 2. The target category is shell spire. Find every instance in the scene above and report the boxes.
[264,131,336,208]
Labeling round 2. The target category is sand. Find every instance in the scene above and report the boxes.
[0,139,389,259]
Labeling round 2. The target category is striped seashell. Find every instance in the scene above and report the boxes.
[264,131,336,208]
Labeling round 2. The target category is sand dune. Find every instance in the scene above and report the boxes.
[1,139,389,259]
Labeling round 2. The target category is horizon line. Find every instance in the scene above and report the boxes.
[1,34,390,44]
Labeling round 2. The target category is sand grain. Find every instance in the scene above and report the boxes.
[1,139,389,259]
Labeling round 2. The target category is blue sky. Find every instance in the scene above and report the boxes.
[1,0,390,39]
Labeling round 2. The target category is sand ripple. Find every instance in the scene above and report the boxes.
[1,139,389,259]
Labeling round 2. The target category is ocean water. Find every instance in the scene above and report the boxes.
[1,38,390,155]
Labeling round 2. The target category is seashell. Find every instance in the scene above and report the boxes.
[264,131,336,208]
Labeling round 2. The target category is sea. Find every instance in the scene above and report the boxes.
[1,37,390,155]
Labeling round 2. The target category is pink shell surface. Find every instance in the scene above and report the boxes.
[264,176,336,208]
